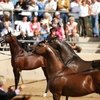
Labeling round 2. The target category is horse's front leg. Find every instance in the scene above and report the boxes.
[13,68,20,89]
[66,96,68,100]
[41,67,49,97]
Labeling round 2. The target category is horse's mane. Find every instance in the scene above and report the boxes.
[61,40,76,54]
[47,44,64,63]
[11,35,26,52]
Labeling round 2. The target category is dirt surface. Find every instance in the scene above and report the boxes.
[4,79,100,100]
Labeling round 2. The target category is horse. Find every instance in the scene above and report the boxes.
[0,32,49,96]
[48,39,100,72]
[35,43,100,100]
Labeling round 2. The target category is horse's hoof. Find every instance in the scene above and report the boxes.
[43,93,47,97]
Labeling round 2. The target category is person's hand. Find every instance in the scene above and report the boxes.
[8,86,15,92]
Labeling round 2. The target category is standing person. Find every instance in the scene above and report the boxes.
[14,0,28,20]
[90,0,100,37]
[70,0,80,23]
[28,0,39,20]
[37,0,46,21]
[57,0,70,28]
[79,0,91,37]
[0,0,14,21]
[0,75,20,100]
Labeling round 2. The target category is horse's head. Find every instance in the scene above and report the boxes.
[47,39,60,50]
[0,31,15,43]
[35,43,48,55]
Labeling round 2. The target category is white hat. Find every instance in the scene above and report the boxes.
[0,75,6,85]
[55,11,60,16]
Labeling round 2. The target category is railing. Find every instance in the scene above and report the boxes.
[0,10,100,53]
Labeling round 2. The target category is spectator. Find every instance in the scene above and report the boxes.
[1,20,12,36]
[28,0,39,20]
[37,0,46,21]
[0,0,14,21]
[45,0,57,20]
[53,11,63,27]
[57,0,70,28]
[79,0,91,37]
[90,0,100,37]
[33,29,44,45]
[14,0,28,20]
[65,16,79,49]
[46,27,58,42]
[40,21,49,40]
[0,75,21,100]
[47,23,65,41]
[70,0,80,22]
[30,16,41,36]
[40,12,51,31]
[16,16,31,50]
[18,16,31,39]
[56,23,65,41]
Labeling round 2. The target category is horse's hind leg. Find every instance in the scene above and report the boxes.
[13,68,20,89]
[53,94,61,100]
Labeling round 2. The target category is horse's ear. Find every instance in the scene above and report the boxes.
[8,31,12,35]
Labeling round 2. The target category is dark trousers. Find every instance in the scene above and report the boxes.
[79,16,89,37]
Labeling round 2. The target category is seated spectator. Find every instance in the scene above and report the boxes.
[53,11,63,27]
[65,17,80,49]
[46,27,58,42]
[1,20,12,36]
[33,29,44,45]
[0,17,12,47]
[40,21,49,40]
[40,12,51,31]
[55,23,65,41]
[18,16,31,39]
[47,24,65,41]
[0,75,21,100]
[45,0,57,20]
[15,16,32,51]
[30,16,41,36]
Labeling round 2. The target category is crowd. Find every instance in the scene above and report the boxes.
[0,0,100,49]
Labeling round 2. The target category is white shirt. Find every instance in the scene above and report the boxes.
[79,4,89,17]
[19,21,33,36]
[91,1,100,15]
[45,0,57,11]
[0,1,14,10]
[70,1,80,19]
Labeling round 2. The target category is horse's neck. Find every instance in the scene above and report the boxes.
[9,41,24,57]
[60,44,75,64]
[45,51,64,78]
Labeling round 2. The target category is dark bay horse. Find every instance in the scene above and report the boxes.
[48,39,100,72]
[35,43,100,100]
[0,33,49,96]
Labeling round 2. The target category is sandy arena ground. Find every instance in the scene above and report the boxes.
[4,78,100,100]
[1,49,100,100]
